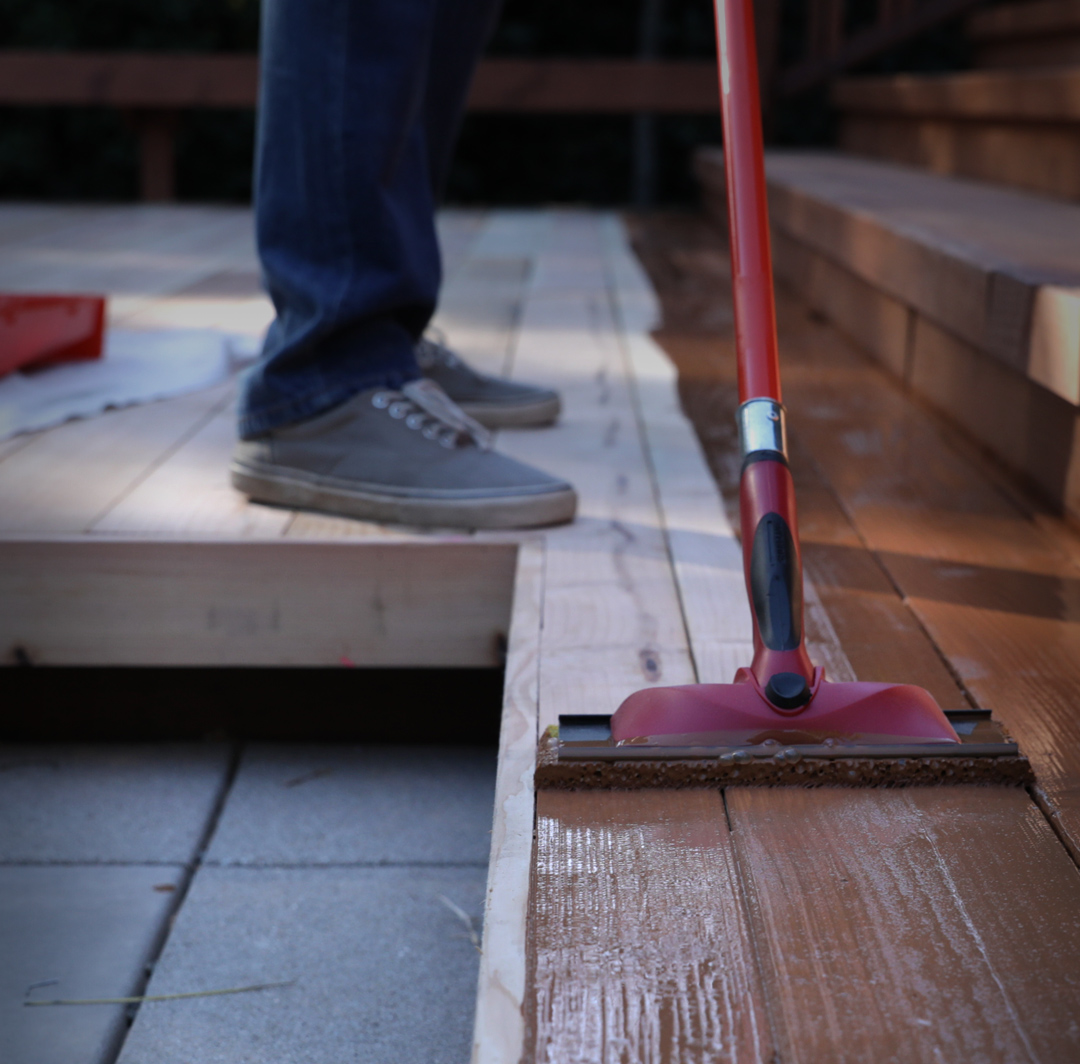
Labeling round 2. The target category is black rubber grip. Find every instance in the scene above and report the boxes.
[749,512,802,651]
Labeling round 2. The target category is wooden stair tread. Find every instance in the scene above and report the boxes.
[696,148,1080,409]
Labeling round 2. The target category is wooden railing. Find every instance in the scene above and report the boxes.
[765,0,990,97]
[0,52,718,202]
[0,0,989,203]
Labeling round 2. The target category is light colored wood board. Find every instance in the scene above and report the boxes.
[0,384,229,535]
[607,217,858,685]
[433,258,530,378]
[471,540,544,1064]
[0,539,516,666]
[0,206,258,331]
[0,431,38,465]
[117,290,273,336]
[684,639,755,688]
[437,209,487,280]
[502,232,698,727]
[605,228,753,655]
[1029,284,1080,406]
[528,790,774,1064]
[91,398,291,538]
[728,785,1080,1064]
[537,643,696,730]
[0,204,109,249]
[0,206,253,296]
[468,210,552,261]
[284,512,422,540]
[540,522,688,650]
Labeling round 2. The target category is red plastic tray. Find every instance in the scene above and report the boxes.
[0,294,106,378]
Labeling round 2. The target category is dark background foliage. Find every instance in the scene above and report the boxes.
[0,0,969,204]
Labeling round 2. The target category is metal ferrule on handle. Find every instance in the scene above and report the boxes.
[738,398,787,462]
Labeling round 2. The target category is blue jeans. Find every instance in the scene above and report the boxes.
[240,0,503,438]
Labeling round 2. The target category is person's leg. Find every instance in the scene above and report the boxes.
[235,0,575,528]
[242,0,445,439]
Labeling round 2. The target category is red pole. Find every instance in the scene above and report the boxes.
[713,0,782,404]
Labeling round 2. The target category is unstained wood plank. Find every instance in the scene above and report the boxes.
[0,539,515,667]
[0,384,229,535]
[91,396,290,538]
[471,540,544,1064]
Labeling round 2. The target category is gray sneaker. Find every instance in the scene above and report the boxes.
[231,379,576,529]
[416,336,560,428]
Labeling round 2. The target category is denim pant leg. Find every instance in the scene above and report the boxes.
[241,0,500,438]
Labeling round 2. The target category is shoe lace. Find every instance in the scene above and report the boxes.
[415,332,460,371]
[371,378,491,451]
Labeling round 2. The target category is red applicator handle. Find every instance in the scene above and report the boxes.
[713,0,814,702]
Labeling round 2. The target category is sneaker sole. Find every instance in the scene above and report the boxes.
[231,459,576,530]
[458,395,560,429]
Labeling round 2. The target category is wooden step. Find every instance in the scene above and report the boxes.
[968,0,1080,68]
[695,148,1080,521]
[832,67,1080,202]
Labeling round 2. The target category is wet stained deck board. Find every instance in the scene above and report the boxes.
[529,790,772,1064]
[630,213,1080,841]
[600,213,1080,1063]
[772,292,1080,856]
[727,786,1080,1064]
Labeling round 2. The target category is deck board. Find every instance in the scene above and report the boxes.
[0,384,229,535]
[775,294,1080,857]
[728,785,1080,1064]
[529,790,773,1064]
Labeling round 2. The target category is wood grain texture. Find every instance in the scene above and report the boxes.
[0,539,515,666]
[472,541,544,1064]
[91,397,292,538]
[0,385,229,535]
[775,293,1080,851]
[728,785,1080,1064]
[528,790,773,1064]
[696,150,1080,400]
[497,213,699,727]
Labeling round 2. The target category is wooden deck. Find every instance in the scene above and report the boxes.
[2,205,1079,1062]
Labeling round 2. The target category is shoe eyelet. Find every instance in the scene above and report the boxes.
[372,392,392,409]
[405,413,425,430]
[388,401,410,419]
[421,425,439,440]
[439,434,458,449]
